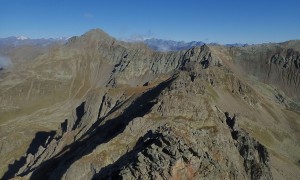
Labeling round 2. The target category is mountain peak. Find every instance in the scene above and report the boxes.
[66,28,115,46]
[83,28,113,41]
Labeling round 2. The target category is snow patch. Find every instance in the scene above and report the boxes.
[16,36,29,40]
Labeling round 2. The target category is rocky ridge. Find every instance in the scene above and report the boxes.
[0,29,299,179]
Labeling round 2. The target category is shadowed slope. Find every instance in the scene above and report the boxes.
[25,76,176,179]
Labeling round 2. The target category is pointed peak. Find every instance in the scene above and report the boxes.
[82,28,113,41]
[85,28,108,35]
[66,28,115,47]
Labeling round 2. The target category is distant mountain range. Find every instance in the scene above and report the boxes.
[141,38,250,51]
[142,38,206,51]
[0,36,69,47]
[0,36,250,52]
[0,36,252,70]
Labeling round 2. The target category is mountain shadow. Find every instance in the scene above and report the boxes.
[26,75,176,179]
[72,101,86,130]
[2,131,56,180]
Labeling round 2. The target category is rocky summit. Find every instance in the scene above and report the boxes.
[0,29,300,179]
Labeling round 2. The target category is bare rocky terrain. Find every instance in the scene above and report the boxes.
[0,29,299,179]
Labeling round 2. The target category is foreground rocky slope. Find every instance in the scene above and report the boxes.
[0,29,299,179]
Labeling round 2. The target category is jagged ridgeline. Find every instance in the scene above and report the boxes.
[0,29,299,179]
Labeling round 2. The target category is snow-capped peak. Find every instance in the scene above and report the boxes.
[16,36,29,40]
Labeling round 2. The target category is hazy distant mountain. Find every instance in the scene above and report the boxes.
[0,36,68,47]
[225,43,250,47]
[142,38,249,51]
[143,38,205,51]
[0,37,68,70]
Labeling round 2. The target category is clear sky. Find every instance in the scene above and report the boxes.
[1,0,300,44]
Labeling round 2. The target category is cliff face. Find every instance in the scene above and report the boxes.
[0,29,299,179]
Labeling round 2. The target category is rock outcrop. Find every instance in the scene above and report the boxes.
[225,113,272,180]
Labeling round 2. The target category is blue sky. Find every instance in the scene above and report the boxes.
[0,0,299,44]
